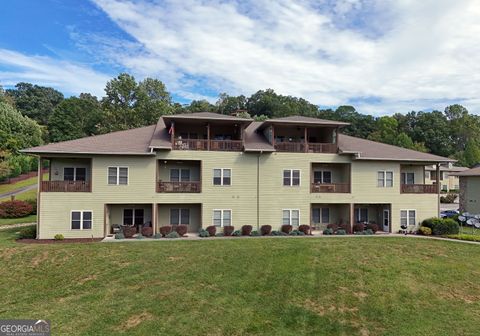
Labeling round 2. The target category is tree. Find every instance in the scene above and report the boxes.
[246,89,318,118]
[136,78,173,124]
[6,82,64,124]
[318,106,376,138]
[216,93,247,115]
[183,99,217,113]
[48,94,103,142]
[463,140,480,167]
[0,102,43,152]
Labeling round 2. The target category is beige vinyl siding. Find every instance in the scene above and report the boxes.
[38,151,440,238]
[50,158,91,181]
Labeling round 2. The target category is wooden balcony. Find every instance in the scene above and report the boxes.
[172,139,242,151]
[401,184,437,194]
[173,139,209,151]
[41,180,91,192]
[274,142,337,153]
[210,140,242,151]
[157,181,201,193]
[311,183,350,193]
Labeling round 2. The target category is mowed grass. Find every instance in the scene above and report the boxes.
[0,215,36,226]
[1,231,480,336]
[0,188,37,202]
[0,174,43,194]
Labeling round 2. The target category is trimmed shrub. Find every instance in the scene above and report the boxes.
[166,231,180,239]
[141,227,153,237]
[298,225,311,235]
[323,228,334,235]
[336,229,346,235]
[136,233,145,239]
[175,224,188,237]
[223,225,235,236]
[206,225,217,237]
[54,234,64,240]
[365,223,379,233]
[199,229,209,238]
[241,225,253,236]
[326,223,338,231]
[122,226,136,238]
[353,223,365,233]
[281,224,293,234]
[153,233,162,239]
[25,199,37,215]
[433,218,459,235]
[18,226,36,239]
[251,230,260,236]
[260,225,272,236]
[0,200,34,218]
[440,193,456,204]
[354,231,366,235]
[365,229,374,235]
[421,217,442,230]
[115,232,125,239]
[338,223,350,234]
[418,226,432,235]
[160,226,172,237]
[232,230,241,236]
[271,230,286,236]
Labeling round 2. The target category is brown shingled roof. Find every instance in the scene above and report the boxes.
[22,125,156,155]
[149,118,172,149]
[260,115,349,128]
[244,122,274,152]
[338,134,454,163]
[163,112,253,124]
[451,167,480,176]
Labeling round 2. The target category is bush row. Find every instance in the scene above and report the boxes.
[198,224,312,238]
[323,223,378,235]
[117,224,188,239]
[419,217,459,235]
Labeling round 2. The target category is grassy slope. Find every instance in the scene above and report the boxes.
[0,215,36,226]
[0,175,39,194]
[0,232,479,335]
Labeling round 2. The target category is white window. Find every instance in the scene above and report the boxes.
[170,208,190,225]
[400,210,416,226]
[313,171,332,184]
[213,169,231,186]
[282,209,300,226]
[377,171,393,187]
[170,169,190,182]
[64,167,86,181]
[213,209,231,227]
[442,184,448,191]
[425,171,430,179]
[401,172,415,185]
[312,208,329,224]
[355,208,369,222]
[71,210,92,230]
[283,169,300,186]
[123,209,144,226]
[108,167,128,185]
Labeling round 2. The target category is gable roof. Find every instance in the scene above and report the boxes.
[259,115,349,129]
[21,125,156,155]
[21,112,454,163]
[424,165,469,172]
[338,134,454,163]
[163,112,252,124]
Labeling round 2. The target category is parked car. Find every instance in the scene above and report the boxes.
[440,210,459,218]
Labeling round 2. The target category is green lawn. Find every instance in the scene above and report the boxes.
[0,187,37,202]
[460,225,480,235]
[0,174,40,194]
[0,215,36,226]
[0,231,479,335]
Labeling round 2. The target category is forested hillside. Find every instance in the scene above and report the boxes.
[1,73,479,181]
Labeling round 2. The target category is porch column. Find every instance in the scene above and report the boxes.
[207,123,210,150]
[436,163,441,216]
[37,157,43,239]
[349,203,354,234]
[304,127,308,152]
[271,126,275,147]
[152,203,157,234]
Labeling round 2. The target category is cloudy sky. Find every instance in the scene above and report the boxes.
[0,0,479,115]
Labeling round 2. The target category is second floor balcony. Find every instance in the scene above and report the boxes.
[310,163,351,193]
[172,139,243,151]
[400,184,437,194]
[156,159,201,193]
[40,157,92,193]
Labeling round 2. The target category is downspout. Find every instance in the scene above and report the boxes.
[257,152,261,230]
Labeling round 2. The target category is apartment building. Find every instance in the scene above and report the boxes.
[23,112,453,239]
[425,164,468,192]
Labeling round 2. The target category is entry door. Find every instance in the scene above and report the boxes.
[383,209,390,232]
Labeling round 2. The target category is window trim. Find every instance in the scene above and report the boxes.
[212,209,232,227]
[64,167,87,181]
[170,208,190,225]
[377,170,394,188]
[107,166,129,185]
[283,169,301,187]
[313,170,332,184]
[122,208,144,226]
[70,210,93,230]
[401,172,415,185]
[400,209,416,226]
[282,209,300,226]
[213,168,232,186]
[170,168,191,182]
[355,207,369,222]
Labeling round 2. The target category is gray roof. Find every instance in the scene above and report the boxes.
[163,112,252,124]
[451,167,480,177]
[22,112,454,163]
[424,165,469,172]
[260,115,349,128]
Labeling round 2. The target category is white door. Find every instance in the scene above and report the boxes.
[383,209,390,232]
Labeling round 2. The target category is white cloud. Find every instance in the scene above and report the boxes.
[88,0,480,114]
[0,49,111,97]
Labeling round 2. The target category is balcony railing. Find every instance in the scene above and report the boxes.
[172,139,242,151]
[274,142,337,153]
[311,183,350,193]
[308,143,338,153]
[41,180,91,192]
[401,184,437,194]
[157,181,201,193]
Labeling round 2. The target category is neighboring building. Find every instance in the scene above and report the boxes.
[22,112,454,239]
[452,167,480,215]
[425,164,469,192]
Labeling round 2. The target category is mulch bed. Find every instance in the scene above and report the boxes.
[17,238,103,244]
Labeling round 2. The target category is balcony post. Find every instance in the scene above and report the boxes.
[436,163,441,216]
[271,126,275,147]
[207,123,210,151]
[304,127,308,153]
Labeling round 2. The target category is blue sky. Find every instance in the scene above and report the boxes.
[1,0,479,114]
